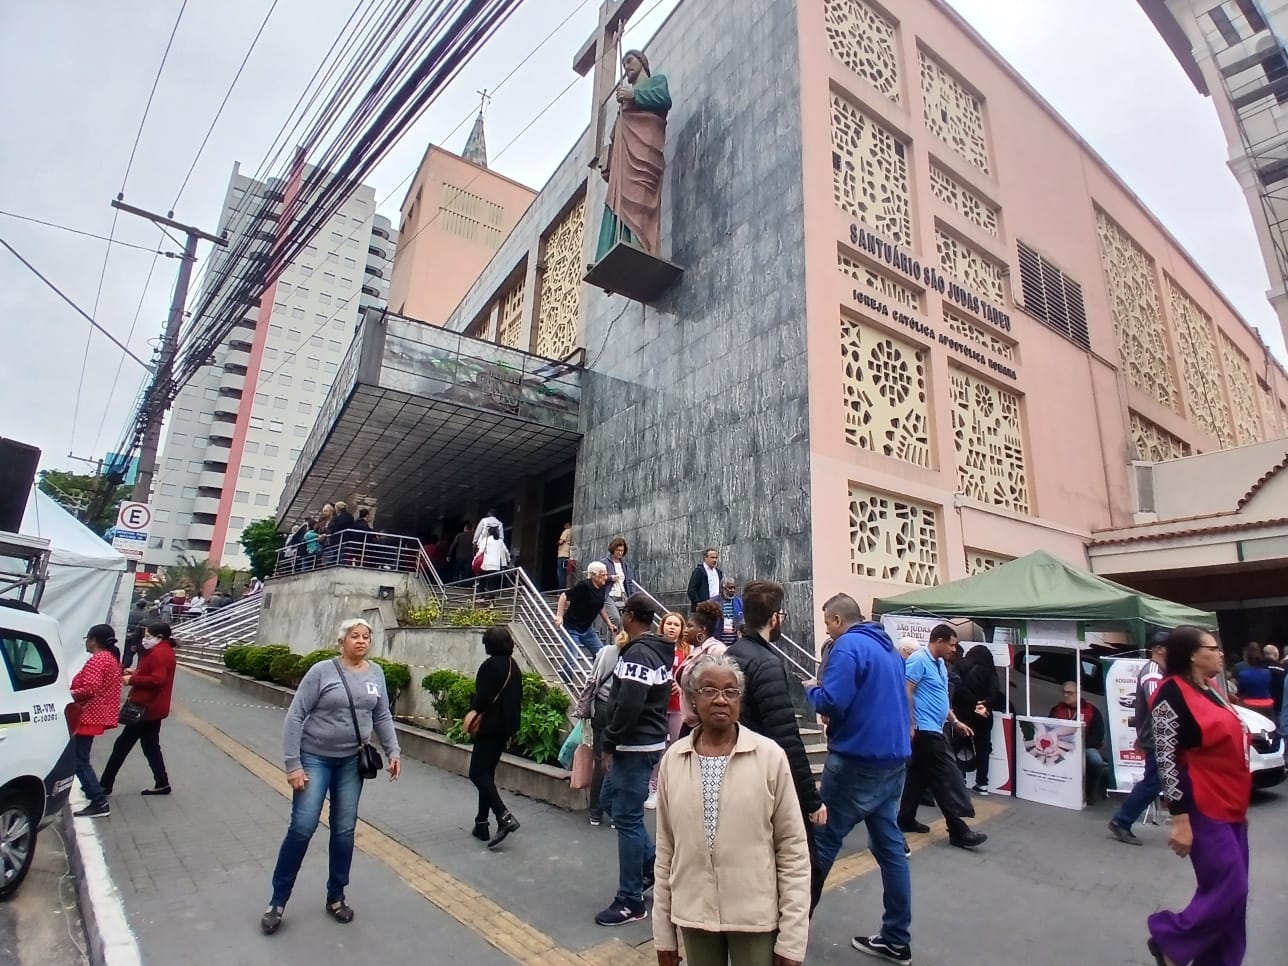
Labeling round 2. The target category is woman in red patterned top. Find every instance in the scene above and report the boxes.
[1146,626,1251,966]
[70,624,123,818]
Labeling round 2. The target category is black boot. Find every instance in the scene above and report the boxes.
[471,821,490,841]
[488,813,520,848]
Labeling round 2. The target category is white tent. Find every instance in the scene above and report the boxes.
[18,487,127,638]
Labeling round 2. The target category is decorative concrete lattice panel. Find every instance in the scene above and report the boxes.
[943,306,1014,362]
[1219,331,1265,444]
[1129,411,1191,462]
[936,229,1004,304]
[497,276,526,349]
[824,0,900,102]
[949,368,1030,514]
[1165,280,1231,446]
[849,484,940,585]
[831,93,912,246]
[838,252,921,312]
[929,163,998,237]
[965,548,1011,575]
[1258,380,1280,440]
[1095,211,1180,412]
[918,49,990,174]
[534,198,585,360]
[840,314,932,466]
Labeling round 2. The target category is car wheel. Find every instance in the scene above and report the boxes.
[0,790,39,901]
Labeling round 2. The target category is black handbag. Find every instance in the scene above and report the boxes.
[118,701,147,726]
[333,659,384,780]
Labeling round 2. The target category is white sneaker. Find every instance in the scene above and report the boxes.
[644,790,658,810]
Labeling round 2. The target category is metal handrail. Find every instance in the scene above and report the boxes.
[513,567,594,695]
[171,594,262,652]
[272,528,428,578]
[632,582,817,679]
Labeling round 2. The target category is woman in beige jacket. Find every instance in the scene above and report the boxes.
[653,654,810,966]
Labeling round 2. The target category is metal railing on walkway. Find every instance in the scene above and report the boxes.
[273,529,441,582]
[632,582,818,678]
[171,593,262,652]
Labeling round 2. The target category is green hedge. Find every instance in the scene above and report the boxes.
[223,645,250,673]
[420,665,570,765]
[269,652,304,688]
[370,657,411,708]
[245,645,291,681]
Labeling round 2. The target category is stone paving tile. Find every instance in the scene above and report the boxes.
[90,711,515,966]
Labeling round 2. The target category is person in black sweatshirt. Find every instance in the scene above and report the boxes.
[468,626,523,848]
[727,580,827,912]
[594,593,674,927]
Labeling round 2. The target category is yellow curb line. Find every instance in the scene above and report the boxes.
[174,704,642,965]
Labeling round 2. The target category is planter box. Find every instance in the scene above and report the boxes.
[217,671,585,811]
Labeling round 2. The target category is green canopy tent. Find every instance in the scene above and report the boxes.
[872,550,1217,631]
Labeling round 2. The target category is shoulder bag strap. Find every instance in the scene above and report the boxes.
[332,659,365,747]
[490,659,513,708]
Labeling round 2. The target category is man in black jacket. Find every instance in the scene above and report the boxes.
[595,593,673,927]
[726,580,827,911]
[685,548,722,612]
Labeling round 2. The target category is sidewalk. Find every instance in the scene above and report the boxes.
[70,668,1288,965]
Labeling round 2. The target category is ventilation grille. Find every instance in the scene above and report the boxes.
[1017,240,1089,351]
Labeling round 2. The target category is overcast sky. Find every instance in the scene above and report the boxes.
[1,0,1282,475]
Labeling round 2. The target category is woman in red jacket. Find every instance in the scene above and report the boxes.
[100,622,177,797]
[1146,625,1252,966]
[70,624,123,818]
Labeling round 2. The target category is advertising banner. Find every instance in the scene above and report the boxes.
[1102,657,1148,791]
[1022,620,1080,650]
[1014,714,1084,810]
[880,615,942,647]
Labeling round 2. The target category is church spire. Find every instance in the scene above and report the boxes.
[463,89,490,168]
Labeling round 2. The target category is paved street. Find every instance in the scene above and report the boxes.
[0,814,88,966]
[66,668,1288,965]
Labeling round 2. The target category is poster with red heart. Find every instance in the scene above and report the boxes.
[1014,714,1084,810]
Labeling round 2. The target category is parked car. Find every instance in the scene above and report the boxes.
[1011,645,1285,790]
[0,599,76,899]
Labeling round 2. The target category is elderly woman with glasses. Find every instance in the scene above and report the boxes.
[262,618,402,935]
[652,653,810,966]
[1146,626,1252,966]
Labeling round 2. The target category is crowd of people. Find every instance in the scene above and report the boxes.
[282,501,376,571]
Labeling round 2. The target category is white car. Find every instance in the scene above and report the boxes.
[0,600,76,900]
[1238,705,1286,789]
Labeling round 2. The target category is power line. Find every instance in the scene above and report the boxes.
[0,237,153,371]
[122,0,190,194]
[172,0,282,209]
[0,210,170,254]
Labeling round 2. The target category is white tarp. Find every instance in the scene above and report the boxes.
[17,487,126,641]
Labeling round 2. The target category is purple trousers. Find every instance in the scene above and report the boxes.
[1148,811,1249,966]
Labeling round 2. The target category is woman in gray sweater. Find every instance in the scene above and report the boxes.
[261,618,401,934]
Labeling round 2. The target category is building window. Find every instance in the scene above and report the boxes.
[245,441,259,454]
[287,328,301,341]
[310,336,323,347]
[235,490,250,503]
[298,401,312,414]
[839,313,932,467]
[328,339,343,352]
[323,361,338,375]
[255,493,271,506]
[172,433,188,446]
[332,318,346,329]
[830,92,911,245]
[224,542,240,556]
[273,397,288,410]
[269,420,284,433]
[848,485,939,586]
[949,368,1030,514]
[166,457,181,470]
[327,252,339,264]
[1130,411,1191,462]
[319,292,332,305]
[203,388,218,400]
[239,465,254,479]
[824,0,901,102]
[177,512,192,525]
[259,468,275,481]
[177,408,193,421]
[181,487,197,499]
[936,228,1005,304]
[1166,279,1233,445]
[155,509,171,523]
[230,516,245,528]
[148,536,164,549]
[187,461,202,473]
[307,357,320,370]
[255,392,268,405]
[269,323,283,336]
[294,424,308,437]
[438,183,505,248]
[1209,6,1242,45]
[161,483,177,496]
[290,448,302,460]
[170,539,187,552]
[198,412,213,425]
[1237,0,1268,32]
[324,272,336,283]
[291,306,305,319]
[918,48,991,174]
[264,443,279,456]
[1016,240,1089,350]
[303,379,317,392]
[249,416,264,429]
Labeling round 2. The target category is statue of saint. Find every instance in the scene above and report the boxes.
[594,49,672,263]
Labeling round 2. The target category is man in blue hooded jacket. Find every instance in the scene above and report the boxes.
[806,593,914,964]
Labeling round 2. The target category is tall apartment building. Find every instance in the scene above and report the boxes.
[142,161,396,571]
[1142,0,1288,347]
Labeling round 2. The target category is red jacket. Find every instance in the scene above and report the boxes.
[127,641,176,721]
[70,650,123,736]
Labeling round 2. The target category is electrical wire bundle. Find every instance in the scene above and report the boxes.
[102,0,524,491]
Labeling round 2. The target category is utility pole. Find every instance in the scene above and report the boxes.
[111,198,226,506]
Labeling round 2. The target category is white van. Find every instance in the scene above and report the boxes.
[0,596,76,900]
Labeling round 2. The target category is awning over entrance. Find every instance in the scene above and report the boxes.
[278,312,581,534]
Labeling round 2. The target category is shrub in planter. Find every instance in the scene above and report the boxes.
[447,607,501,627]
[223,645,250,672]
[370,657,411,707]
[444,678,477,723]
[512,703,567,766]
[295,648,339,676]
[269,652,304,688]
[246,645,291,681]
[398,597,443,626]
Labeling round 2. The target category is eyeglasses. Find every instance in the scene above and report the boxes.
[1199,644,1222,652]
[696,687,743,701]
[777,610,788,619]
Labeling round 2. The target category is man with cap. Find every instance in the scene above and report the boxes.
[1107,631,1169,845]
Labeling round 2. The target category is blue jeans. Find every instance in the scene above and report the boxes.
[608,750,659,905]
[1112,749,1160,831]
[563,626,603,680]
[270,753,363,905]
[814,755,912,948]
[74,735,107,807]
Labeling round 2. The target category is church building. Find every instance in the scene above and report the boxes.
[279,0,1288,641]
